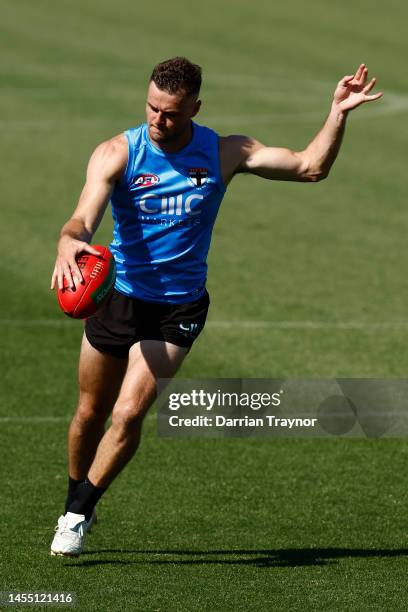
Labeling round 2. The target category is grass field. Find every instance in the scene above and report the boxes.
[1,0,408,609]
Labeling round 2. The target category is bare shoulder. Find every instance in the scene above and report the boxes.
[219,135,264,185]
[88,133,128,181]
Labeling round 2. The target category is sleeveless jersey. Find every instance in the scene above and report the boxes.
[109,122,226,304]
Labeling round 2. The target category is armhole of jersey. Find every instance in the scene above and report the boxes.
[213,132,227,193]
[122,129,135,186]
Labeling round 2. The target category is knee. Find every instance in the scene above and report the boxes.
[111,401,145,435]
[74,393,108,426]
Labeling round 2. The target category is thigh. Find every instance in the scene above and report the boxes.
[78,333,128,415]
[112,340,189,420]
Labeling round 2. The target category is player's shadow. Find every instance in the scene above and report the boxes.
[65,547,408,568]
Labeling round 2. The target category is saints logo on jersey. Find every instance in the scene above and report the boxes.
[189,167,208,187]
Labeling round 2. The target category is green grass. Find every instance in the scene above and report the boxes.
[1,0,408,609]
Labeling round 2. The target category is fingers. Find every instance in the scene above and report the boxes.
[50,266,57,290]
[52,258,82,291]
[51,240,99,292]
[57,264,64,291]
[62,262,76,290]
[354,63,367,84]
[365,91,384,102]
[339,74,354,87]
[363,77,377,94]
[362,76,383,101]
[68,258,84,287]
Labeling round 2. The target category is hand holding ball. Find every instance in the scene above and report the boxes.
[57,245,116,319]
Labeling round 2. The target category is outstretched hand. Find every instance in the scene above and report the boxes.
[333,64,383,112]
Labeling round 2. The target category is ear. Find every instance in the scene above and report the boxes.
[192,99,201,117]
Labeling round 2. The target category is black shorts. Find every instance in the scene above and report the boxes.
[85,289,210,359]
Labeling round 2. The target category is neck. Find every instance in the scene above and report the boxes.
[149,122,194,154]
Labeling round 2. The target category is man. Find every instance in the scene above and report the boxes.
[50,57,382,556]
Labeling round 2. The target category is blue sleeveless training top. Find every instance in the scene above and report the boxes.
[109,122,226,304]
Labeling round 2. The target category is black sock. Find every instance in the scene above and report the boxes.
[64,476,85,514]
[67,478,107,522]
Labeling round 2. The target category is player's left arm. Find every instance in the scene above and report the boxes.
[229,64,382,183]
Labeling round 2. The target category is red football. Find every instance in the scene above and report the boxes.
[57,245,116,319]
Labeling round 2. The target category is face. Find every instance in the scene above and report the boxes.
[146,81,201,146]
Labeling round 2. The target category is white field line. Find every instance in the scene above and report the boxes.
[0,92,407,130]
[2,319,408,330]
[0,414,156,424]
[0,416,70,423]
[206,321,408,330]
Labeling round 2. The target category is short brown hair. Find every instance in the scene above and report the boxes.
[150,57,202,97]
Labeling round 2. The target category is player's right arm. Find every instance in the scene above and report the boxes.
[51,134,128,290]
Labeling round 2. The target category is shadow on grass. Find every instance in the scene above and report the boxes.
[65,547,408,568]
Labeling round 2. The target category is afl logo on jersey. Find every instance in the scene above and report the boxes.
[134,173,160,188]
